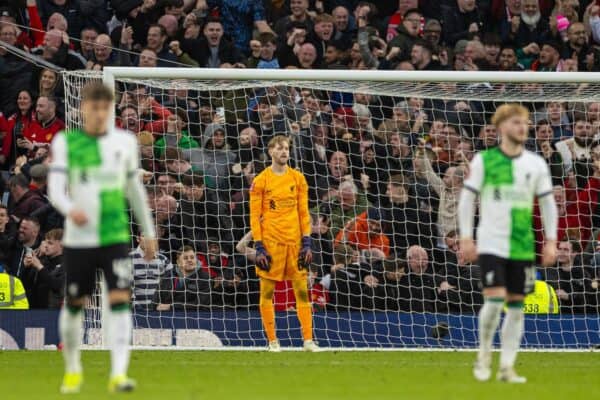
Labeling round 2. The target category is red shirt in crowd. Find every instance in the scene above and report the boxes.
[22,116,64,145]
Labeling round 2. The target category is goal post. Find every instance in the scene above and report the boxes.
[61,68,600,350]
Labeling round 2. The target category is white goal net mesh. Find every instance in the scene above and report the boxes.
[62,70,600,349]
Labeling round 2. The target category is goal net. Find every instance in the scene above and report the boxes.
[62,68,600,349]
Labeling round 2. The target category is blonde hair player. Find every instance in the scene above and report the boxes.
[249,135,319,352]
[458,104,558,383]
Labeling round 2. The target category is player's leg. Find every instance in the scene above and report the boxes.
[59,248,95,394]
[474,255,507,381]
[497,262,534,384]
[259,277,279,350]
[102,245,136,392]
[291,278,319,351]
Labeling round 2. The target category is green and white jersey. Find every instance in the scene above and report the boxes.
[49,127,152,248]
[463,147,553,261]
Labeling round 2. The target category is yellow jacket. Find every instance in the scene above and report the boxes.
[0,272,29,310]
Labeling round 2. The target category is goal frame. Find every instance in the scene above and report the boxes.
[91,67,600,352]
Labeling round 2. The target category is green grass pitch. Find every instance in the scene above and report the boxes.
[1,351,598,399]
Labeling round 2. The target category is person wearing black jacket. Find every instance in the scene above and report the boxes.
[539,240,598,314]
[180,17,244,68]
[440,0,483,46]
[0,204,16,267]
[381,174,434,254]
[20,228,64,309]
[397,245,438,312]
[153,245,212,311]
[329,244,386,310]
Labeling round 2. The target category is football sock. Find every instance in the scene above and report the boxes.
[500,301,525,369]
[478,297,504,361]
[292,279,313,341]
[259,279,277,342]
[59,304,83,374]
[108,303,132,378]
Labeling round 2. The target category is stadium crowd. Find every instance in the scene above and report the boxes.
[0,0,599,313]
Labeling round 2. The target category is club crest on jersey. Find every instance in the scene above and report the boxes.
[290,185,295,192]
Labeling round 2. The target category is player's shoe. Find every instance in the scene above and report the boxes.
[267,340,282,352]
[108,374,137,393]
[497,367,527,384]
[303,340,322,352]
[60,372,83,394]
[473,353,492,382]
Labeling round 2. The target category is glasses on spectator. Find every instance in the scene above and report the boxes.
[571,30,586,35]
[0,31,16,37]
[405,18,420,24]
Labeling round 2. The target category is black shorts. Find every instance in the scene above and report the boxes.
[478,254,536,295]
[63,244,132,299]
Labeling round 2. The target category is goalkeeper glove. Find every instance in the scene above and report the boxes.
[255,241,272,272]
[298,236,313,271]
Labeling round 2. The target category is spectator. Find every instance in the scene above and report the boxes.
[185,122,236,194]
[0,204,16,267]
[278,21,309,68]
[502,0,550,47]
[498,45,524,71]
[540,240,597,313]
[7,216,41,277]
[381,174,433,253]
[385,0,419,42]
[145,24,178,67]
[414,143,465,239]
[20,228,64,309]
[0,24,33,118]
[1,90,36,167]
[397,245,438,312]
[118,105,142,134]
[196,0,273,55]
[297,42,320,68]
[39,0,82,39]
[0,262,29,309]
[199,238,247,308]
[179,170,233,245]
[531,120,565,186]
[335,208,391,257]
[36,69,61,99]
[153,245,212,310]
[78,26,98,61]
[531,40,561,71]
[20,96,65,150]
[556,117,595,181]
[154,110,200,158]
[441,0,483,46]
[332,5,354,43]
[247,32,280,69]
[411,40,445,70]
[387,8,422,62]
[181,17,244,68]
[475,124,498,150]
[274,0,313,38]
[31,28,86,70]
[562,22,599,72]
[8,173,46,222]
[315,180,369,239]
[329,243,386,310]
[308,13,335,62]
[130,234,173,311]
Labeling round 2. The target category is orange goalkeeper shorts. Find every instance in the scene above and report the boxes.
[256,239,306,282]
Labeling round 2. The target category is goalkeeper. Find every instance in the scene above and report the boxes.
[249,135,319,352]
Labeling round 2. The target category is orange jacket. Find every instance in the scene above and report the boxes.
[335,211,390,256]
[249,166,311,245]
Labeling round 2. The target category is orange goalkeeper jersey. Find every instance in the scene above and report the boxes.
[249,166,311,245]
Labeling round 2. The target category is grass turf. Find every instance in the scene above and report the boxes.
[0,351,597,399]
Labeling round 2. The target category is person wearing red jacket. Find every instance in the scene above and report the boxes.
[20,96,64,150]
[2,90,36,165]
